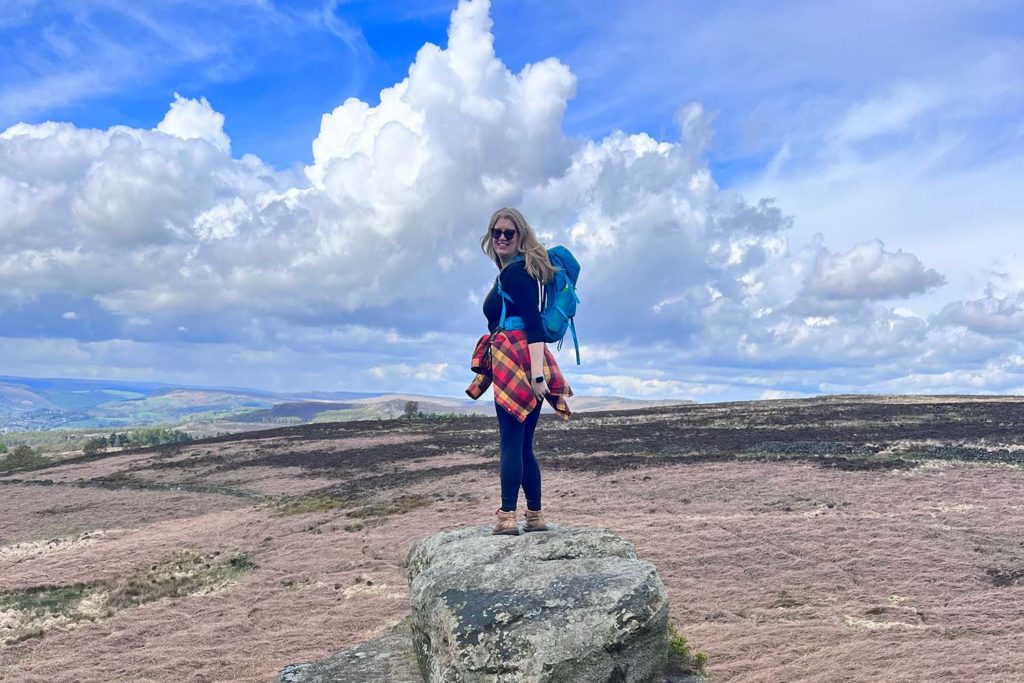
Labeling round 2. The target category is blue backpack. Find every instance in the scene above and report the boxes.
[496,246,582,364]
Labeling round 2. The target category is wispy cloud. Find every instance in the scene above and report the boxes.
[0,0,367,126]
[321,0,371,53]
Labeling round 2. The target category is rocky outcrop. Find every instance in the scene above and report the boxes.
[277,618,421,683]
[278,526,676,683]
[407,526,669,683]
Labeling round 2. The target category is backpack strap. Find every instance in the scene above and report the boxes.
[567,280,581,364]
[569,318,580,365]
[495,254,532,330]
[495,274,515,330]
[551,279,581,364]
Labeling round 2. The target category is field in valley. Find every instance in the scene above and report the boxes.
[2,395,1024,682]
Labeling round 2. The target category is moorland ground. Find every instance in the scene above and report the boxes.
[2,395,1024,682]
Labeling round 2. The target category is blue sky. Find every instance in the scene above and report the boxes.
[1,0,1023,400]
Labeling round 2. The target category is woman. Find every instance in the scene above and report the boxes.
[468,207,572,536]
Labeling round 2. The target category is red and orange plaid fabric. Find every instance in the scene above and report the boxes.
[465,329,573,422]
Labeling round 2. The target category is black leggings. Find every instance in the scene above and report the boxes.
[495,399,543,512]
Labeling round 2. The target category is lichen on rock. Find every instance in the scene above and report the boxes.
[406,526,670,683]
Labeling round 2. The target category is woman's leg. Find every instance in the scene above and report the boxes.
[495,401,526,512]
[520,402,543,511]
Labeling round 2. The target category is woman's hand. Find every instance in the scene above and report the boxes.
[528,341,547,400]
[532,377,549,400]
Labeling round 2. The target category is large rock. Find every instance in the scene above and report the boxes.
[406,526,669,683]
[277,618,421,683]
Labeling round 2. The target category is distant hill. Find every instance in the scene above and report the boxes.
[0,382,61,413]
[232,402,355,423]
[0,374,692,436]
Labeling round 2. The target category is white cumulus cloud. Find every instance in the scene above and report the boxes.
[156,92,230,153]
[805,240,945,301]
[0,0,1017,400]
[935,291,1024,339]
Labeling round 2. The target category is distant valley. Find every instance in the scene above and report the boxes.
[0,375,690,438]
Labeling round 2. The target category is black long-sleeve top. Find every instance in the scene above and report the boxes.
[483,259,544,343]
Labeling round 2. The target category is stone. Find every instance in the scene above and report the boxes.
[275,618,421,683]
[405,525,669,683]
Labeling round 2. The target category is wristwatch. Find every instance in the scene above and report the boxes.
[534,375,544,384]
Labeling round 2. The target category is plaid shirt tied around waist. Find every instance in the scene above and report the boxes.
[465,329,572,422]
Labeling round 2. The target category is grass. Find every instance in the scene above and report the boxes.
[274,495,350,516]
[666,623,709,678]
[347,494,434,519]
[274,493,433,520]
[0,583,96,646]
[105,550,257,610]
[0,583,92,618]
[28,525,96,542]
[0,550,258,645]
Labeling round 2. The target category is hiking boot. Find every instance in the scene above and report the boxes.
[493,508,520,536]
[523,508,548,532]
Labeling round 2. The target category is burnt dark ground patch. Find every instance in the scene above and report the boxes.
[302,400,1014,489]
[812,456,917,471]
[895,445,1024,464]
[0,475,263,500]
[22,398,1024,497]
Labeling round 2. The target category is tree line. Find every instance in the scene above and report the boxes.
[82,428,194,455]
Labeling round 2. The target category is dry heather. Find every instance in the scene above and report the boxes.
[1,395,1023,682]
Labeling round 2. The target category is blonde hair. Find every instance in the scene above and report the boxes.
[479,207,558,284]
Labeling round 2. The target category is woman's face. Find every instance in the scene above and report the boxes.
[491,217,519,261]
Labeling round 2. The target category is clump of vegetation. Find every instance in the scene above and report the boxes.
[0,441,6,453]
[281,577,315,591]
[105,428,193,449]
[81,436,109,456]
[0,583,92,619]
[0,549,258,644]
[275,495,350,516]
[0,444,49,471]
[404,400,420,420]
[665,623,708,678]
[94,471,138,485]
[107,432,131,447]
[105,550,257,610]
[0,581,99,644]
[348,494,433,519]
[0,429,93,455]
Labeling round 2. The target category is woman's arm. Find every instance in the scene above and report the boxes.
[528,341,546,379]
[529,341,548,397]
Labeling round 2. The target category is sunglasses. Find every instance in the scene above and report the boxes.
[491,228,518,241]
